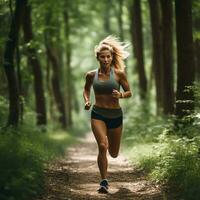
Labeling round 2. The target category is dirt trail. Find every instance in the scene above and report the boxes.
[37,132,166,200]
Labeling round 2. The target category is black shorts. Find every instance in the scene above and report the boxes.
[91,110,123,129]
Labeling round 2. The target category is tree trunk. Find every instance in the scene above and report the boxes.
[118,0,124,40]
[3,0,26,126]
[160,0,174,115]
[148,0,163,114]
[46,47,67,128]
[103,0,112,34]
[16,41,24,123]
[193,9,200,81]
[194,39,200,81]
[130,0,147,100]
[22,2,47,125]
[175,0,195,119]
[64,8,73,127]
[0,12,8,96]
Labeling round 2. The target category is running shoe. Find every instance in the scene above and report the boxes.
[97,179,109,194]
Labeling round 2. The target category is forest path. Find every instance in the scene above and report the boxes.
[37,132,166,200]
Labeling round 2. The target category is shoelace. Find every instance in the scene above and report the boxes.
[100,180,108,188]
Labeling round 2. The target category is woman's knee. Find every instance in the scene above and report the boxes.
[98,142,108,153]
[109,150,119,158]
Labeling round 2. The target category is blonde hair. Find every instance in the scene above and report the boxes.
[94,35,130,71]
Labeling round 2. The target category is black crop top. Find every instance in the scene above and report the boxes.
[93,67,120,95]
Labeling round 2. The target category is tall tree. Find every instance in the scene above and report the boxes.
[175,0,195,119]
[44,8,68,128]
[46,47,67,128]
[63,2,73,127]
[3,0,26,126]
[194,40,200,81]
[22,1,47,125]
[130,0,147,100]
[160,0,174,114]
[103,0,112,34]
[16,39,24,122]
[117,0,124,40]
[0,8,9,96]
[148,0,163,113]
[193,2,200,81]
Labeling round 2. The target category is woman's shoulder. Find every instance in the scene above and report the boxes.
[85,69,96,76]
[85,69,96,80]
[113,68,126,77]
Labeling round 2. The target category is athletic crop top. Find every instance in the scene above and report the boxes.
[93,67,120,95]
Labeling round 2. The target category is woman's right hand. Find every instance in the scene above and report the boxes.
[84,101,91,110]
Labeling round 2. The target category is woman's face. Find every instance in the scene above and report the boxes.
[98,50,113,69]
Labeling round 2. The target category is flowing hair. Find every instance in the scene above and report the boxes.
[94,35,130,71]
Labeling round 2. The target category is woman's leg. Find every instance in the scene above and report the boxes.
[107,125,123,158]
[91,119,108,179]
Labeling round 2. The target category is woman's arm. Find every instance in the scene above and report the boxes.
[119,71,132,98]
[112,70,132,99]
[83,71,94,110]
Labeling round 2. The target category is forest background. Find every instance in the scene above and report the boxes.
[0,0,200,200]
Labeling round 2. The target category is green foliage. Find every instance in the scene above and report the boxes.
[0,130,44,200]
[70,110,90,136]
[193,81,200,111]
[122,101,171,145]
[124,121,200,199]
[0,96,8,125]
[0,123,75,200]
[123,85,200,199]
[148,134,200,200]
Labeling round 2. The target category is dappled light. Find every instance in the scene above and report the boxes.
[0,0,200,200]
[37,133,164,200]
[48,132,71,141]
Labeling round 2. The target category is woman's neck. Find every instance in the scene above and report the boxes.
[99,65,111,74]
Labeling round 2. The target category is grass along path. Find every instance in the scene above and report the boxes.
[37,132,165,200]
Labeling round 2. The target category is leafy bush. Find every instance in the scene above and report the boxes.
[122,93,200,200]
[122,101,171,145]
[0,96,8,125]
[149,134,200,200]
[124,124,200,200]
[0,124,75,200]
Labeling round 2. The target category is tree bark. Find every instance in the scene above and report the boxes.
[175,0,195,119]
[16,41,24,123]
[3,0,26,126]
[118,0,124,40]
[103,0,112,34]
[22,2,47,125]
[130,0,147,100]
[0,11,8,96]
[160,0,174,114]
[46,47,67,128]
[193,8,200,81]
[194,39,200,81]
[64,8,73,127]
[148,0,163,114]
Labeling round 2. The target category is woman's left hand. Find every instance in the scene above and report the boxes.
[112,89,121,99]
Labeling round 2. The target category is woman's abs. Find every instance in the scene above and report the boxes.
[94,94,120,109]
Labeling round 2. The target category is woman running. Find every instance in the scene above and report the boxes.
[83,35,132,193]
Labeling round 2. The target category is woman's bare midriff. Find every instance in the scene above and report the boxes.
[94,94,120,109]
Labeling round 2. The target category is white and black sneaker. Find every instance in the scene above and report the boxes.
[97,179,109,194]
